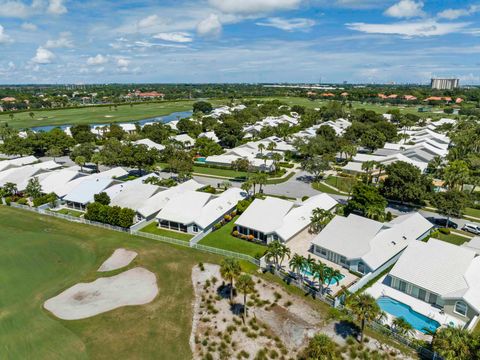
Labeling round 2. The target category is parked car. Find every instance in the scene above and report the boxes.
[462,223,480,235]
[426,217,459,229]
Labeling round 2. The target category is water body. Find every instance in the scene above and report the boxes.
[30,110,193,132]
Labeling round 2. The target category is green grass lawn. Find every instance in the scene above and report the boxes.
[312,181,344,195]
[432,232,471,246]
[465,207,480,219]
[139,222,193,241]
[54,208,84,217]
[1,99,226,129]
[324,176,357,193]
[192,165,249,179]
[199,217,267,258]
[0,206,222,360]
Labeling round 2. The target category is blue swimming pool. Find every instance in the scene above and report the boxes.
[377,296,440,333]
[301,267,345,285]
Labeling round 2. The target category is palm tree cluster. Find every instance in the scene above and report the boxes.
[289,254,343,295]
[219,258,255,323]
[309,208,334,234]
[345,293,385,343]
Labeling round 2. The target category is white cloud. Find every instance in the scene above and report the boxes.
[45,32,73,48]
[437,5,480,20]
[0,25,13,44]
[0,1,31,18]
[138,14,158,29]
[47,0,67,15]
[21,22,37,30]
[347,20,469,37]
[116,58,130,67]
[209,0,301,14]
[87,54,108,65]
[31,47,55,64]
[133,40,187,48]
[256,17,315,31]
[153,32,193,43]
[197,14,222,37]
[384,0,424,18]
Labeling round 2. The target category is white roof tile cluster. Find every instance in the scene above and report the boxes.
[133,138,165,151]
[312,213,433,271]
[171,133,195,145]
[0,155,38,172]
[390,239,480,312]
[235,193,337,241]
[0,165,45,190]
[198,131,219,143]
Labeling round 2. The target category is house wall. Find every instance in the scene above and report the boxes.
[443,300,478,322]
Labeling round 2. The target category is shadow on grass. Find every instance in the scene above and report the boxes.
[334,320,360,340]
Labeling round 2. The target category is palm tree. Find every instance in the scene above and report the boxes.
[271,152,282,172]
[241,180,252,195]
[361,161,376,184]
[311,261,328,293]
[392,317,414,337]
[374,163,386,184]
[309,208,334,233]
[236,274,255,322]
[324,267,342,294]
[258,143,265,155]
[365,206,384,221]
[220,258,242,304]
[288,253,305,283]
[265,240,291,271]
[346,293,385,343]
[90,153,103,173]
[267,141,277,153]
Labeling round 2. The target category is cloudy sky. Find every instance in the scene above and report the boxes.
[0,0,479,84]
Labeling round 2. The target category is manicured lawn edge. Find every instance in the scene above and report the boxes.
[139,222,193,241]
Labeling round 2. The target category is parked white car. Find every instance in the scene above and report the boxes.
[462,223,480,235]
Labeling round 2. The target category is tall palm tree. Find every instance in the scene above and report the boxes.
[323,267,343,294]
[361,161,376,184]
[220,258,242,304]
[265,240,291,271]
[309,208,334,233]
[288,253,305,283]
[258,143,265,155]
[267,141,277,153]
[311,260,329,294]
[392,317,414,337]
[236,274,255,322]
[346,293,385,343]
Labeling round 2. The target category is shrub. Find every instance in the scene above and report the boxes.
[247,234,254,241]
[301,195,309,201]
[232,230,239,237]
[4,197,11,206]
[224,214,232,222]
[385,211,393,221]
[17,198,28,205]
[213,223,222,231]
[439,227,450,235]
[240,234,248,240]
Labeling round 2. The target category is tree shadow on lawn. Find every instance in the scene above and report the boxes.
[217,283,236,300]
[334,320,360,340]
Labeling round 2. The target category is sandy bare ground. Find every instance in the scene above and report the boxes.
[98,248,137,272]
[190,264,413,360]
[44,267,158,320]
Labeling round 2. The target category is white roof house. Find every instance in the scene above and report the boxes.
[390,239,480,314]
[171,134,195,146]
[119,123,137,133]
[198,131,219,143]
[109,182,159,211]
[0,165,48,190]
[235,194,337,243]
[63,177,114,206]
[194,188,246,229]
[133,138,165,152]
[312,213,433,273]
[91,167,128,180]
[137,179,204,219]
[36,169,82,195]
[0,155,37,172]
[32,160,62,171]
[321,118,352,136]
[156,190,211,225]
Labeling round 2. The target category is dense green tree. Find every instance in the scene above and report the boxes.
[380,161,432,204]
[176,118,202,137]
[360,128,386,152]
[214,118,244,147]
[70,142,95,162]
[94,192,110,205]
[301,156,330,181]
[432,327,479,360]
[298,333,340,360]
[70,124,95,143]
[25,177,42,199]
[194,137,223,156]
[431,190,469,226]
[140,123,171,143]
[193,101,213,114]
[346,183,387,218]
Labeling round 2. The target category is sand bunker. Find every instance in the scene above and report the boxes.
[98,248,137,272]
[44,267,158,320]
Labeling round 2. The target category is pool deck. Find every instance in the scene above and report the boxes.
[286,227,359,296]
[366,274,466,336]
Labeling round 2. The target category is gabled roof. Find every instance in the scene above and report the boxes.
[156,190,212,225]
[63,178,114,205]
[194,188,246,228]
[109,182,159,211]
[312,213,433,270]
[171,134,195,145]
[235,197,294,234]
[37,169,81,195]
[0,155,37,172]
[0,165,45,190]
[133,138,165,151]
[390,239,480,312]
[137,179,203,218]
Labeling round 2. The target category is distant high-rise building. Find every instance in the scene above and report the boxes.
[431,78,459,90]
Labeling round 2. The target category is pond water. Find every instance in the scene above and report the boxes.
[30,110,193,132]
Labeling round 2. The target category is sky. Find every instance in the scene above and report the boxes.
[0,0,479,84]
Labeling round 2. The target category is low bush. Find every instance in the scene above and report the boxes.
[439,227,451,235]
[17,198,28,205]
[301,195,309,201]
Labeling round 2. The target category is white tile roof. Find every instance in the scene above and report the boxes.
[109,182,159,211]
[137,179,203,218]
[133,138,165,151]
[312,213,433,271]
[0,155,37,172]
[32,160,62,171]
[390,239,480,312]
[63,177,114,205]
[198,131,219,143]
[0,165,45,190]
[171,134,195,145]
[235,197,294,234]
[156,190,211,224]
[37,169,81,195]
[276,194,338,241]
[194,188,246,229]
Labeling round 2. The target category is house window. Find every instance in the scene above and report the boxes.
[193,225,199,233]
[320,248,327,256]
[454,301,468,317]
[358,262,365,274]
